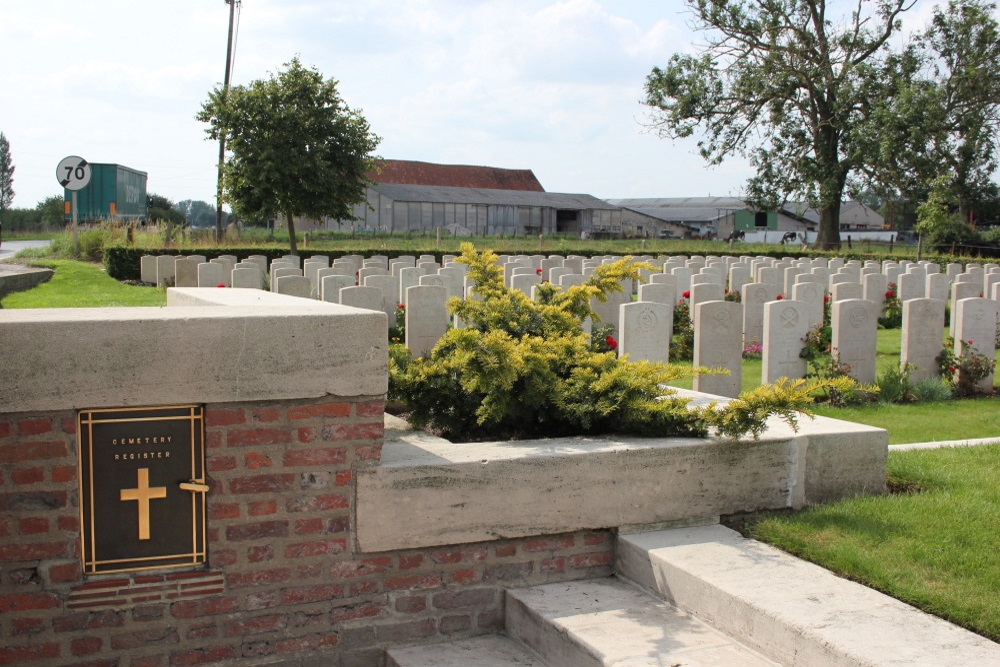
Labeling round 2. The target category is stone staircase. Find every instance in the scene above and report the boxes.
[389,524,1000,667]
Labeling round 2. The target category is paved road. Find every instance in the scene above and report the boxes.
[0,240,52,261]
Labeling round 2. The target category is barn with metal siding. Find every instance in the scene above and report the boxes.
[332,183,621,237]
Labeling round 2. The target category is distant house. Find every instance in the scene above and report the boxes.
[317,159,621,237]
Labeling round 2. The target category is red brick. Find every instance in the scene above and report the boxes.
[355,445,382,460]
[248,499,277,516]
[297,427,316,444]
[431,546,488,564]
[208,503,240,520]
[296,563,324,579]
[0,592,60,612]
[541,557,566,573]
[398,553,424,570]
[249,545,274,563]
[286,493,348,513]
[440,614,472,634]
[51,465,77,483]
[0,421,11,438]
[225,520,288,541]
[71,636,103,656]
[274,633,338,653]
[449,569,478,585]
[225,614,286,636]
[55,515,78,533]
[584,532,611,546]
[52,610,124,632]
[17,418,53,436]
[228,568,291,588]
[0,441,67,463]
[227,428,291,447]
[0,491,67,512]
[284,539,347,559]
[205,431,223,449]
[395,595,427,613]
[132,657,165,667]
[0,541,68,561]
[327,516,351,533]
[0,519,7,537]
[494,543,517,558]
[433,588,496,610]
[205,408,245,427]
[483,562,533,581]
[229,474,294,495]
[209,549,238,568]
[569,552,612,568]
[525,535,575,551]
[170,597,237,618]
[12,467,45,485]
[61,417,77,434]
[294,518,324,535]
[243,452,274,469]
[385,574,442,591]
[250,406,281,422]
[329,557,392,578]
[19,517,48,534]
[356,399,385,417]
[170,646,236,666]
[280,583,346,606]
[46,561,81,584]
[206,455,237,472]
[322,423,383,441]
[287,402,351,420]
[282,447,346,467]
[335,470,353,486]
[331,602,382,623]
[0,643,60,663]
[378,618,436,643]
[186,623,217,640]
[350,580,379,596]
[11,616,46,635]
[111,627,179,650]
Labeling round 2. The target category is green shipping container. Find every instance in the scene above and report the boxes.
[64,163,148,222]
[734,209,777,231]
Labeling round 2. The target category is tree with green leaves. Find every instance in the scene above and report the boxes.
[644,0,912,249]
[0,132,14,214]
[871,0,1000,222]
[197,57,380,256]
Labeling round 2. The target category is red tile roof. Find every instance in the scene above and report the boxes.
[371,159,544,192]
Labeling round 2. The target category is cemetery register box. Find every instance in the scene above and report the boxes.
[77,405,206,575]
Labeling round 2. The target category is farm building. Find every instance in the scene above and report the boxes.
[608,197,883,239]
[317,160,621,237]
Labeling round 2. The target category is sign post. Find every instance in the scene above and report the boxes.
[56,156,92,257]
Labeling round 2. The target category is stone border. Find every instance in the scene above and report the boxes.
[0,264,53,300]
[357,393,887,553]
[0,289,387,413]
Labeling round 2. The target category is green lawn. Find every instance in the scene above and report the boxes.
[0,260,165,308]
[751,444,1000,641]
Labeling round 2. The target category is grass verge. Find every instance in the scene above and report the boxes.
[750,444,1000,641]
[0,260,165,308]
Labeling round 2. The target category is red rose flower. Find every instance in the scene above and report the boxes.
[606,335,618,351]
[682,290,691,299]
[536,268,543,275]
[776,294,784,300]
[885,291,895,298]
[216,283,225,288]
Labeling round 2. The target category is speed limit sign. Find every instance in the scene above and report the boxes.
[57,156,92,191]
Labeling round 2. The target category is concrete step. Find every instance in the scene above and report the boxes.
[506,577,779,666]
[386,634,545,666]
[617,524,1000,667]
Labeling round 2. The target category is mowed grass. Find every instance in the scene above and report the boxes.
[0,260,166,308]
[665,327,1000,444]
[751,444,1000,641]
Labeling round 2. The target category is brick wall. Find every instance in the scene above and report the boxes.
[1,396,613,667]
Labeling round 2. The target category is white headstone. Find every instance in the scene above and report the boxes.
[693,300,743,397]
[901,298,945,382]
[174,257,201,288]
[197,262,226,288]
[953,297,998,392]
[742,282,779,347]
[405,285,449,358]
[762,300,809,383]
[276,275,312,298]
[831,299,879,384]
[231,266,264,290]
[618,301,672,363]
[155,255,175,288]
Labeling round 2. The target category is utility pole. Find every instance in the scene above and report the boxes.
[215,0,238,243]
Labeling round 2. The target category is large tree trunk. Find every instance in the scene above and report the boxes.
[814,202,842,250]
[286,211,298,257]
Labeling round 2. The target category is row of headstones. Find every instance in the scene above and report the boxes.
[140,252,997,396]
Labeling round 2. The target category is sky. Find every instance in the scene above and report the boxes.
[1,0,942,211]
